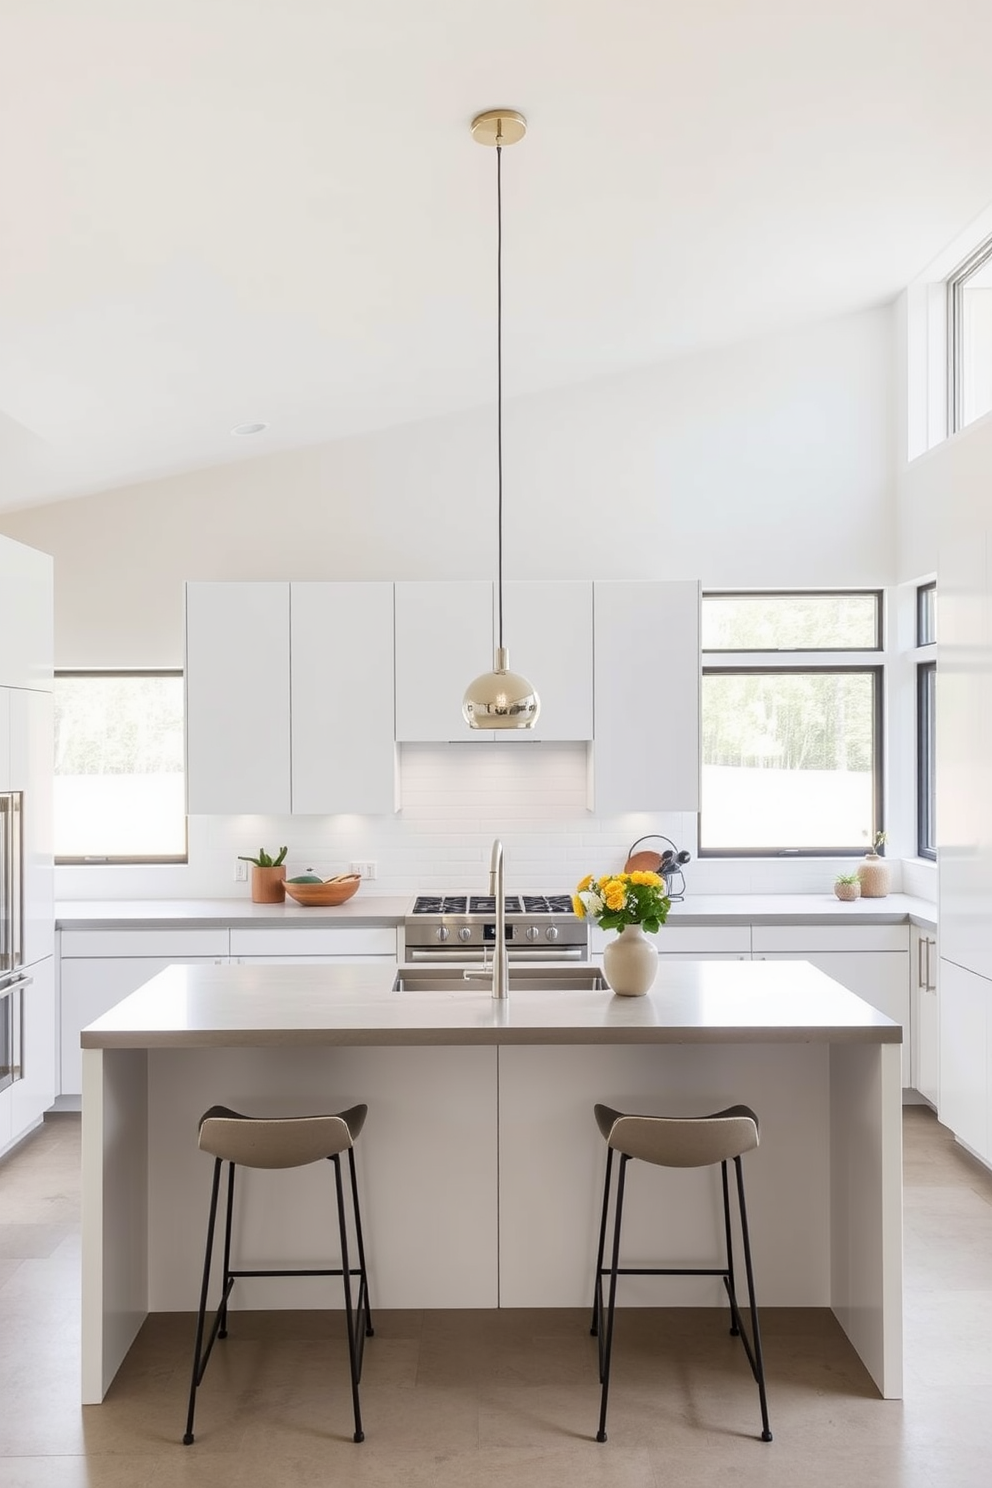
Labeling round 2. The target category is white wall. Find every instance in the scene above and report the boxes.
[0,306,903,902]
[0,306,896,669]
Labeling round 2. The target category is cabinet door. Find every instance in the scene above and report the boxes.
[59,956,224,1096]
[394,582,494,742]
[8,689,54,967]
[0,535,53,691]
[591,580,700,812]
[290,583,398,814]
[501,581,593,741]
[911,927,939,1107]
[939,958,989,1160]
[756,948,911,1087]
[0,687,9,790]
[185,582,291,814]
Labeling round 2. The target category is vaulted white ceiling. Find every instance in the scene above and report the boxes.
[2,0,991,511]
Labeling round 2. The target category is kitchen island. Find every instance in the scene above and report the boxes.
[80,959,903,1405]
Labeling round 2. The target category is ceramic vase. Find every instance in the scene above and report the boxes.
[857,852,890,899]
[602,924,658,997]
[251,865,286,904]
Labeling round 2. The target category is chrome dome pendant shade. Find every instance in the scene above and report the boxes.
[462,109,540,731]
[463,647,540,729]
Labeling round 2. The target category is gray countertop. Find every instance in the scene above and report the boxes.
[56,891,937,932]
[81,958,901,1049]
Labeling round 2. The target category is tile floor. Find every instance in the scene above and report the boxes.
[1,1106,991,1486]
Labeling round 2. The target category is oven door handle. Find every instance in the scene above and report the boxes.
[404,945,587,963]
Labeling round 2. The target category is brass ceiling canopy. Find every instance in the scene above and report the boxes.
[470,109,527,148]
[462,107,540,732]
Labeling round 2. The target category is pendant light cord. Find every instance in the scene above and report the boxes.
[496,141,504,651]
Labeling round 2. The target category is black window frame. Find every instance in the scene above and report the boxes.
[699,589,885,860]
[54,668,188,866]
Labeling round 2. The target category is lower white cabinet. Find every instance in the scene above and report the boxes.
[939,958,990,1162]
[229,927,398,962]
[0,956,55,1157]
[911,925,939,1107]
[752,925,911,1088]
[58,928,230,1096]
[591,924,750,963]
[58,924,402,1095]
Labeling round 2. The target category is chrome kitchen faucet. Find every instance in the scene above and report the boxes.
[464,839,510,1000]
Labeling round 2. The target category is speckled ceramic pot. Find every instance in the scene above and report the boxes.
[857,853,890,899]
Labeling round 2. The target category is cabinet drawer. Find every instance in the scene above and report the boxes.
[60,929,230,959]
[590,924,750,955]
[229,927,397,958]
[751,925,907,954]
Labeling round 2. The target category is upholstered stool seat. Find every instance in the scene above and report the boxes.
[591,1101,772,1445]
[183,1102,373,1446]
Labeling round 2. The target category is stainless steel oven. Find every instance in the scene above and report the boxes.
[403,893,588,963]
[0,791,25,1093]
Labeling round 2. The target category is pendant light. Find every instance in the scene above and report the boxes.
[462,108,540,730]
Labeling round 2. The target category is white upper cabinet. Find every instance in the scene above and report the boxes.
[0,535,53,692]
[185,581,397,816]
[394,581,495,742]
[185,582,292,815]
[290,582,397,814]
[501,582,593,741]
[590,579,700,813]
[394,580,595,743]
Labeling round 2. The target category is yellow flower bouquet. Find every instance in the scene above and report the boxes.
[573,871,671,935]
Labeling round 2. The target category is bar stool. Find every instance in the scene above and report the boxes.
[590,1102,772,1445]
[182,1102,373,1446]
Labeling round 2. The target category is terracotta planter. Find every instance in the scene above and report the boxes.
[834,881,861,902]
[603,924,658,997]
[251,865,286,904]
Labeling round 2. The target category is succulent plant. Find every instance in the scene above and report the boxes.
[238,846,288,868]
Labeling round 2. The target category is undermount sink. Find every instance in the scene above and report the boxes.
[392,965,608,994]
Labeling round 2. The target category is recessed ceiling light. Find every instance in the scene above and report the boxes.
[230,422,268,436]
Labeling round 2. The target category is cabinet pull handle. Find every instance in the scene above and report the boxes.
[925,937,935,992]
[918,935,926,990]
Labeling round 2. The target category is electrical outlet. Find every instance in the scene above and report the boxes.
[351,860,377,881]
[234,859,248,882]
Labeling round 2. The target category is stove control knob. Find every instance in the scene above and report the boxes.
[526,926,541,942]
[546,925,559,943]
[458,926,473,943]
[435,926,450,943]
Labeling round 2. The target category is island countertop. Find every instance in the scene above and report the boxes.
[81,957,901,1049]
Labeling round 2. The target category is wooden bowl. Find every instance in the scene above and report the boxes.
[284,876,361,907]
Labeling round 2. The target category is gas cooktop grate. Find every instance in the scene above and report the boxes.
[411,894,574,916]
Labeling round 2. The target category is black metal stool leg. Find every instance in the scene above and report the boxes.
[720,1159,740,1336]
[347,1145,374,1340]
[183,1157,223,1445]
[596,1153,628,1444]
[218,1161,235,1339]
[333,1155,365,1444]
[734,1156,773,1442]
[590,1146,614,1340]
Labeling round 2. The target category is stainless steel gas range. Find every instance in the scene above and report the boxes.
[403,893,588,962]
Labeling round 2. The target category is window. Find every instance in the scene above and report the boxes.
[700,592,883,856]
[54,671,186,863]
[917,582,936,860]
[949,235,992,433]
